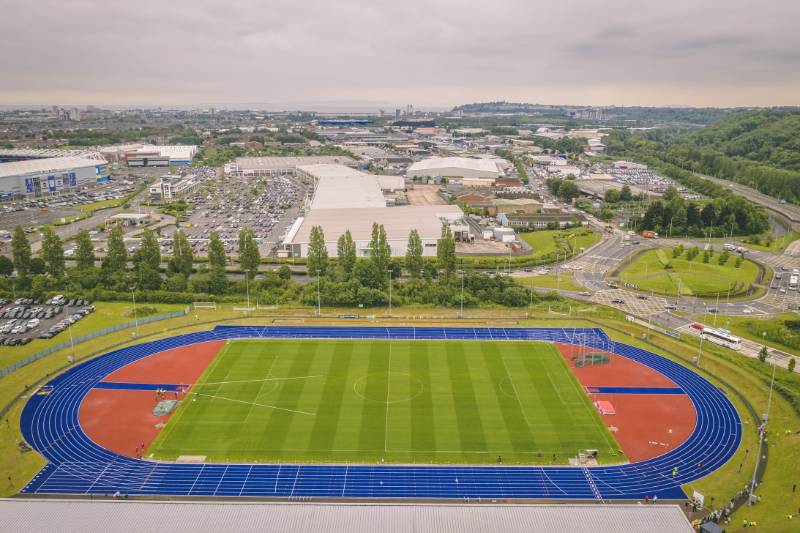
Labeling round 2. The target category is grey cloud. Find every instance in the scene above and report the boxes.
[0,0,798,107]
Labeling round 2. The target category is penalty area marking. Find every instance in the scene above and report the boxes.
[194,392,316,416]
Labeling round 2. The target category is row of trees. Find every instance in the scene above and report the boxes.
[1,220,565,310]
[300,222,550,308]
[1,224,267,298]
[632,185,769,237]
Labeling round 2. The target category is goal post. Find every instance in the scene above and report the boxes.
[192,301,217,310]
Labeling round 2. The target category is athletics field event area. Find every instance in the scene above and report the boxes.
[20,326,741,501]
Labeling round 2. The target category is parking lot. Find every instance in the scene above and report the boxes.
[0,177,145,231]
[160,171,306,257]
[0,296,94,346]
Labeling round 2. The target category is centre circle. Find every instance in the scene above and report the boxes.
[353,372,424,404]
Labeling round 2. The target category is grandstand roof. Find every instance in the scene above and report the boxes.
[0,500,693,533]
[0,155,106,179]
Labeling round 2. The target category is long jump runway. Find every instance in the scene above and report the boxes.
[19,326,741,500]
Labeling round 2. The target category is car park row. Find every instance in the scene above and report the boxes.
[0,296,94,346]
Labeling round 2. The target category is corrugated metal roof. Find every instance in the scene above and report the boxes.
[0,156,107,179]
[0,500,693,533]
[407,157,501,176]
[300,164,386,209]
[235,156,355,170]
[287,205,464,244]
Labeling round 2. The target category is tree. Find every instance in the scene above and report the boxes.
[437,224,457,279]
[557,180,580,201]
[758,346,768,363]
[0,255,13,276]
[40,226,65,277]
[604,189,620,203]
[369,223,391,284]
[29,257,46,275]
[208,231,227,270]
[103,225,128,273]
[169,230,194,278]
[11,226,31,277]
[405,229,423,278]
[619,184,632,202]
[336,230,356,275]
[238,228,260,279]
[307,225,329,276]
[74,229,96,271]
[134,229,161,271]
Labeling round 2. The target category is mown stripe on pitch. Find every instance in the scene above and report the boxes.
[410,342,436,457]
[446,342,488,453]
[480,343,536,452]
[307,342,353,456]
[517,347,564,451]
[255,341,318,453]
[357,342,389,454]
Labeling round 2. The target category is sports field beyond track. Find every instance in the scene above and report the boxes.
[148,339,623,465]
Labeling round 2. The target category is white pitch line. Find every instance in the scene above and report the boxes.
[201,375,323,386]
[195,392,316,416]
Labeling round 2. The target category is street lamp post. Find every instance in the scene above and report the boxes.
[458,270,465,318]
[315,269,321,317]
[387,269,393,317]
[130,288,139,336]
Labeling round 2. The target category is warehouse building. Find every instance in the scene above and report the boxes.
[0,154,110,198]
[225,156,356,177]
[283,204,464,258]
[297,164,401,209]
[124,145,197,167]
[406,157,503,182]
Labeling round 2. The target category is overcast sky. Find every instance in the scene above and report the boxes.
[1,0,799,109]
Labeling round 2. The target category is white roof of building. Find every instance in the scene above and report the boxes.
[377,175,406,191]
[287,205,464,244]
[127,145,197,161]
[0,500,693,533]
[0,148,99,159]
[407,157,501,176]
[234,156,355,171]
[300,164,386,209]
[0,156,106,179]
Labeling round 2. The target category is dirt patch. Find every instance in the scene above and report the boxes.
[406,184,447,206]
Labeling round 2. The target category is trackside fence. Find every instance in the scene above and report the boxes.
[0,310,186,379]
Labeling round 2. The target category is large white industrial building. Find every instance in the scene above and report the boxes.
[281,163,462,258]
[0,152,110,199]
[225,156,356,177]
[283,204,464,259]
[406,157,503,182]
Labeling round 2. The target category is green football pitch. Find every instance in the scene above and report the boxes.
[148,339,624,465]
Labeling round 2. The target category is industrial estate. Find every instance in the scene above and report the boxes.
[2,4,800,533]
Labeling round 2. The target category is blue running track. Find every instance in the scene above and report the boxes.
[19,326,741,500]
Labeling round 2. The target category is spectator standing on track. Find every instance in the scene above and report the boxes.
[653,495,657,504]
[644,495,649,504]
